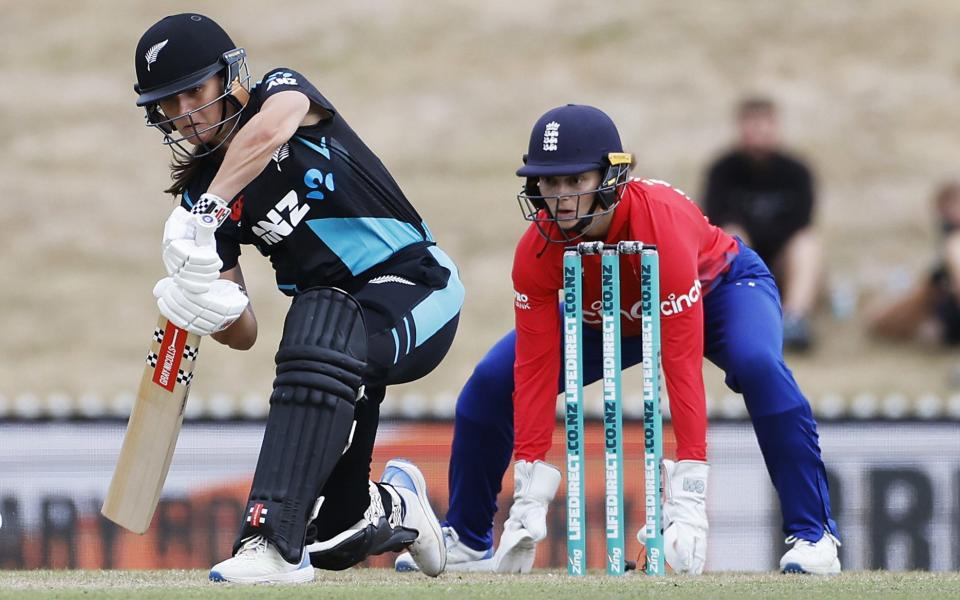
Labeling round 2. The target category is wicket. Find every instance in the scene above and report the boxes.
[562,241,664,576]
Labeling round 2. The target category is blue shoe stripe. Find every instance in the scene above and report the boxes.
[383,467,416,491]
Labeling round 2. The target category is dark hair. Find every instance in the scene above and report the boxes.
[165,151,218,197]
[737,96,776,119]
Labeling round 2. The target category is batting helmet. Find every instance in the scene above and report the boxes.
[516,104,633,243]
[134,14,250,157]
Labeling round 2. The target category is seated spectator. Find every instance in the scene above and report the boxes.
[702,97,823,351]
[867,179,960,346]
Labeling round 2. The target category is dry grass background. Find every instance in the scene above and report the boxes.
[2,0,960,410]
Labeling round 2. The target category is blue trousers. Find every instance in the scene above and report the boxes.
[445,241,839,551]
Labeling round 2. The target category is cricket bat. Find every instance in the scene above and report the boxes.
[102,206,229,533]
[101,315,203,533]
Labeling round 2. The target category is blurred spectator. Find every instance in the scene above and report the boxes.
[702,97,823,352]
[866,179,960,346]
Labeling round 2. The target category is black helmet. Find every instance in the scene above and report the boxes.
[516,104,633,244]
[134,14,250,158]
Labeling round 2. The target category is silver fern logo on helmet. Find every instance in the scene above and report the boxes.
[144,39,169,71]
[542,121,560,151]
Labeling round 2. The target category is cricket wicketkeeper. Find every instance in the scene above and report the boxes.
[397,104,842,575]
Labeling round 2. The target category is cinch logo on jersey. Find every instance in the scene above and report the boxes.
[660,279,702,316]
[252,190,310,245]
[582,278,702,323]
[543,121,560,151]
[514,290,530,310]
[266,71,298,90]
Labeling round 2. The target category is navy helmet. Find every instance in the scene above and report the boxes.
[134,14,250,158]
[516,104,633,243]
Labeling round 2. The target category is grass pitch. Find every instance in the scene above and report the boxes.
[1,570,958,600]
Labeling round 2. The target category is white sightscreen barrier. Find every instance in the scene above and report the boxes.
[0,421,956,570]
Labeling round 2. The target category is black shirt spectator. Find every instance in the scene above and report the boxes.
[701,97,823,352]
[704,150,814,267]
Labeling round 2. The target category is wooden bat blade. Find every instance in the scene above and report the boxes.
[101,316,201,533]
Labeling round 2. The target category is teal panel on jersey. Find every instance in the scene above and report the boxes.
[409,246,464,347]
[293,135,332,160]
[391,328,401,364]
[305,217,427,275]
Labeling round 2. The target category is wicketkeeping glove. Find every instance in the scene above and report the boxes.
[162,204,223,294]
[661,459,709,575]
[154,277,248,337]
[493,460,561,573]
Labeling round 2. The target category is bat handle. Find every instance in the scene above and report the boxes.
[194,213,219,247]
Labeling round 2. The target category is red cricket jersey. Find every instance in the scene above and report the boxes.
[511,178,739,462]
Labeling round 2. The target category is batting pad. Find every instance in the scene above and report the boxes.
[234,287,367,563]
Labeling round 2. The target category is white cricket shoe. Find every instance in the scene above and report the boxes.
[209,535,314,584]
[395,526,495,573]
[780,532,841,575]
[381,458,446,577]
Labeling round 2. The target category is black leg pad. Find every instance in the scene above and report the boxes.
[233,287,367,563]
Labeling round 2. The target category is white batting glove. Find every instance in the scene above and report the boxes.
[661,459,709,575]
[161,205,223,294]
[154,277,248,337]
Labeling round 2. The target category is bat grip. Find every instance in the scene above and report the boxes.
[194,213,219,247]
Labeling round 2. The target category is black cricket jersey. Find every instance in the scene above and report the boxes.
[180,68,435,295]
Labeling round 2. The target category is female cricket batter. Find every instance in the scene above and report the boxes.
[397,104,841,575]
[133,13,463,583]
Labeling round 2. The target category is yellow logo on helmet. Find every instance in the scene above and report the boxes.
[607,152,633,166]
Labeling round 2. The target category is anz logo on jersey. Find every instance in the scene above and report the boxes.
[252,190,310,245]
[265,71,298,90]
[252,168,336,245]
